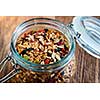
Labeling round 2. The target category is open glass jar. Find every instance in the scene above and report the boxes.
[0,16,100,83]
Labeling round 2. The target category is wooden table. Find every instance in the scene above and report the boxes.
[0,16,100,83]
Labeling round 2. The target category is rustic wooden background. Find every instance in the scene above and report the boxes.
[0,16,100,83]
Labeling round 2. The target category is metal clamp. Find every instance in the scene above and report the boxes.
[0,53,20,83]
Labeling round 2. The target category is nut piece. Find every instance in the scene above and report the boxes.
[55,53,61,60]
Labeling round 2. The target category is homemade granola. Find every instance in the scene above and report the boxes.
[16,28,70,64]
[8,27,76,83]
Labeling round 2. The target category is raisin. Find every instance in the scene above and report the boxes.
[44,29,48,32]
[47,52,52,57]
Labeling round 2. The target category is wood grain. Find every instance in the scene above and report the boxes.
[0,16,100,83]
[55,16,100,83]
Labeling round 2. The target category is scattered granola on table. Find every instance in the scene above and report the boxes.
[7,27,76,83]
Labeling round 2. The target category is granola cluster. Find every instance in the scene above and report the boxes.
[16,28,70,64]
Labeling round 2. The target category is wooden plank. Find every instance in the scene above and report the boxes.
[0,16,55,82]
[55,16,100,83]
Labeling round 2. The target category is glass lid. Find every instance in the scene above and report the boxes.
[72,16,100,59]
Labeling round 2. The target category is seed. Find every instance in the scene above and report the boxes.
[39,38,44,45]
[23,54,29,60]
[28,34,34,41]
[39,44,44,51]
[57,45,64,48]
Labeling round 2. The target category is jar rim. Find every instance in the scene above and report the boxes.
[10,18,75,72]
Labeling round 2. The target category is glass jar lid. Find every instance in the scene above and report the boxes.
[72,16,100,59]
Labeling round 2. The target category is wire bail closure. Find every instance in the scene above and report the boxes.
[0,52,20,83]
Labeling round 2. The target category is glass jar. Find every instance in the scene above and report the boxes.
[0,16,100,83]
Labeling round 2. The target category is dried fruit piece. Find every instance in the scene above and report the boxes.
[44,58,51,64]
[23,55,29,60]
[44,29,48,32]
[34,59,40,64]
